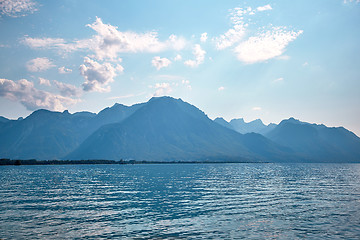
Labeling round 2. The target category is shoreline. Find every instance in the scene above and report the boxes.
[0,159,262,166]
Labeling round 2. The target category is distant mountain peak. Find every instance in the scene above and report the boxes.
[230,118,245,124]
[214,117,228,122]
[280,117,304,125]
[252,119,264,124]
[148,96,182,103]
[111,102,127,108]
[27,109,57,119]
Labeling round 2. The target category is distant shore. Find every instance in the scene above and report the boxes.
[0,159,259,166]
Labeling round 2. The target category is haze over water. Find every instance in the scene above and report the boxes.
[1,163,360,239]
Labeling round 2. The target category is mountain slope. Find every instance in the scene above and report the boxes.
[223,118,276,135]
[67,97,291,162]
[214,117,234,130]
[265,118,360,162]
[0,103,143,160]
[0,110,94,159]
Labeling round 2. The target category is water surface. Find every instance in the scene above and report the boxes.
[1,163,360,239]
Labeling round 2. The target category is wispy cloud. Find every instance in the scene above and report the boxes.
[257,4,272,12]
[234,27,303,64]
[252,107,262,111]
[344,0,360,3]
[184,44,206,67]
[151,82,173,97]
[53,80,82,97]
[273,77,284,83]
[215,24,246,50]
[218,86,225,91]
[26,57,55,72]
[87,17,185,60]
[107,92,146,100]
[0,78,79,111]
[0,0,38,17]
[214,5,302,64]
[182,79,192,90]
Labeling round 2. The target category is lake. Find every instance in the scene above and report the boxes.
[1,163,360,239]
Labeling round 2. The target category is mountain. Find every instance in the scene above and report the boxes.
[265,118,360,162]
[0,116,9,123]
[0,103,141,160]
[215,118,276,135]
[0,97,359,163]
[0,110,94,159]
[214,117,234,130]
[67,97,292,162]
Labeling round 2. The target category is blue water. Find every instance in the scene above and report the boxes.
[1,163,360,239]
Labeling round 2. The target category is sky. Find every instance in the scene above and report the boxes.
[0,0,360,136]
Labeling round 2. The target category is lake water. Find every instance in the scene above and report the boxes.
[1,163,360,239]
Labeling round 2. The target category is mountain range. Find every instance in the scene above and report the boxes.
[0,96,359,163]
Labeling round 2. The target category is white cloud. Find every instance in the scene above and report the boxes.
[38,77,51,86]
[229,7,254,25]
[22,37,65,48]
[0,78,79,111]
[152,82,173,97]
[252,107,262,111]
[58,66,72,74]
[22,37,91,53]
[151,56,171,70]
[174,54,182,61]
[26,57,55,72]
[214,6,255,50]
[200,32,208,42]
[0,0,38,17]
[53,80,81,97]
[79,57,123,92]
[257,4,272,12]
[234,27,303,64]
[215,24,246,50]
[302,62,309,67]
[218,86,225,91]
[273,77,284,83]
[22,17,187,61]
[214,5,302,65]
[86,17,186,60]
[184,44,206,67]
[182,79,192,90]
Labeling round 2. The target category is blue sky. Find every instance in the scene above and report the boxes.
[0,0,360,135]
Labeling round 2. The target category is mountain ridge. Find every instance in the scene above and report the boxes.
[0,96,359,163]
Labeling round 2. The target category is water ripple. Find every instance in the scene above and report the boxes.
[1,163,360,239]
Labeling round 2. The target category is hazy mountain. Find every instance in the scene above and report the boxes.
[0,103,142,160]
[0,116,9,123]
[214,117,234,130]
[0,110,94,159]
[215,118,276,135]
[1,97,359,163]
[94,102,144,127]
[67,97,292,162]
[265,118,360,162]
